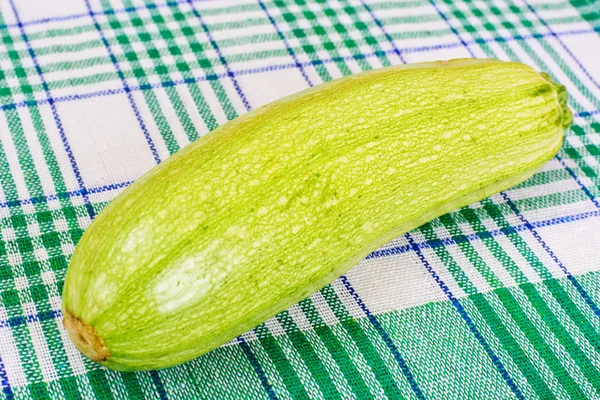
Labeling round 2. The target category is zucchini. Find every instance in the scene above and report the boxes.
[63,59,571,371]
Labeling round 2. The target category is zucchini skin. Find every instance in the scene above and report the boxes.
[63,59,571,371]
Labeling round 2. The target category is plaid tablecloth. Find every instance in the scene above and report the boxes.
[0,0,599,399]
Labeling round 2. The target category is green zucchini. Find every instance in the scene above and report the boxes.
[63,59,571,371]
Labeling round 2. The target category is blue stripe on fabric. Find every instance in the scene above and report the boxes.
[555,155,600,209]
[340,276,426,399]
[501,191,600,318]
[575,109,600,118]
[150,371,169,400]
[7,0,96,220]
[0,0,210,30]
[427,0,476,58]
[359,0,406,63]
[0,180,133,209]
[256,0,313,87]
[365,209,600,260]
[522,0,600,92]
[185,0,251,111]
[1,27,597,114]
[0,310,62,329]
[83,0,162,165]
[404,233,525,399]
[237,337,278,400]
[0,356,12,400]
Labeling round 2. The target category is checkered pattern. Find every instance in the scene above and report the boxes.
[0,0,599,398]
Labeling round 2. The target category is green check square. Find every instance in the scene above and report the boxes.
[355,21,367,31]
[14,67,26,78]
[293,29,305,38]
[17,237,34,253]
[30,284,48,304]
[314,26,326,35]
[11,214,26,229]
[41,232,60,249]
[161,30,174,40]
[3,290,19,307]
[70,228,83,245]
[152,15,165,24]
[28,381,50,400]
[176,63,190,72]
[49,256,67,272]
[23,261,40,277]
[303,11,315,20]
[117,35,129,45]
[0,263,12,280]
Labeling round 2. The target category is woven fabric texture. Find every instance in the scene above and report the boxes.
[0,0,599,399]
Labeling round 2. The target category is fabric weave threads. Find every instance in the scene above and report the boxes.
[0,0,599,399]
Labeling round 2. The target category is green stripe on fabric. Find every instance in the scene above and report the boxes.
[544,278,600,352]
[287,0,355,77]
[441,0,599,127]
[438,213,504,288]
[481,199,553,280]
[457,208,529,284]
[166,2,241,121]
[120,373,144,399]
[520,282,600,394]
[320,286,404,399]
[120,0,203,145]
[418,222,478,294]
[569,0,600,24]
[181,344,270,399]
[87,369,115,400]
[323,1,384,70]
[254,323,311,400]
[468,293,554,398]
[377,301,517,399]
[268,0,332,83]
[494,288,587,399]
[145,0,222,133]
[338,318,404,399]
[276,311,342,399]
[59,376,83,400]
[99,0,179,155]
[298,298,372,398]
[0,145,45,386]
